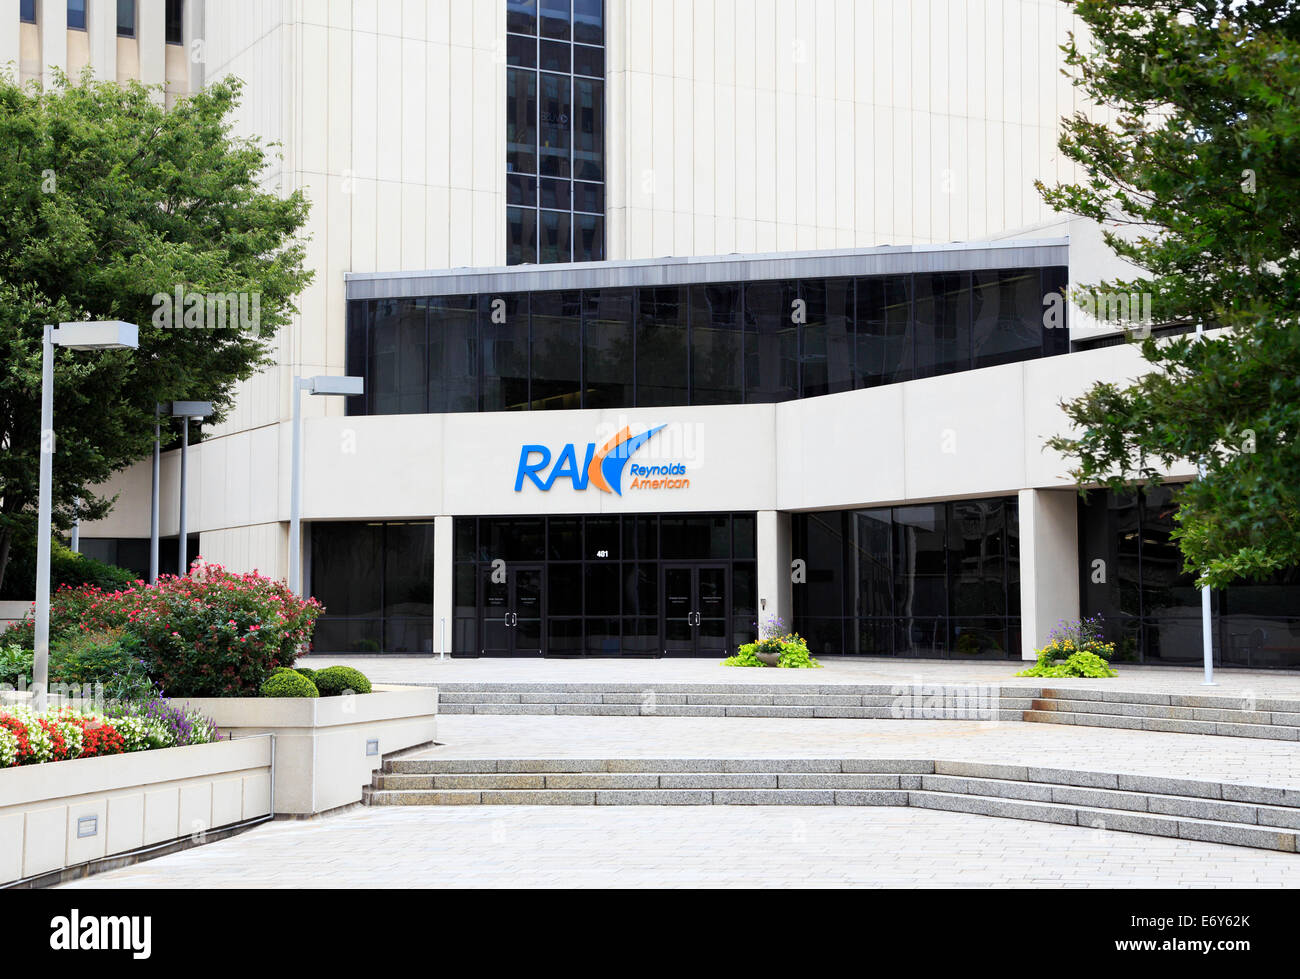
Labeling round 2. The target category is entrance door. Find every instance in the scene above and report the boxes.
[662,564,730,657]
[481,565,545,656]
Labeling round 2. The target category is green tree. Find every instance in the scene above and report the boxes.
[1039,0,1300,588]
[0,72,311,592]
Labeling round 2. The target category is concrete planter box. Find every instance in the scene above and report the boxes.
[173,687,437,816]
[0,737,273,886]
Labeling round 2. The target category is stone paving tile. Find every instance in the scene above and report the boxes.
[59,805,1300,889]
[304,655,1300,700]
[409,714,1300,789]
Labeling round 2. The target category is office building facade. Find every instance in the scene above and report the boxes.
[4,2,1295,665]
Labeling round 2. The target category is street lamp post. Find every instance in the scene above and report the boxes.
[34,322,139,712]
[170,402,214,578]
[150,403,162,583]
[1195,322,1216,687]
[288,376,364,596]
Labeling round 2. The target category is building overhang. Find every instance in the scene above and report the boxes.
[344,238,1071,302]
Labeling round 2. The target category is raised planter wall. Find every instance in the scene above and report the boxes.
[0,736,273,886]
[173,687,438,816]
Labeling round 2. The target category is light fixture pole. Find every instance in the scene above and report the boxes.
[150,403,162,583]
[33,322,139,712]
[1195,322,1215,686]
[171,401,214,579]
[289,376,364,596]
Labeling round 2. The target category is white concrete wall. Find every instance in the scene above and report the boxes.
[606,0,1089,259]
[0,737,272,885]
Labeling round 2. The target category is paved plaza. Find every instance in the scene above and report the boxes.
[409,713,1300,788]
[306,655,1300,700]
[54,660,1300,888]
[59,802,1300,889]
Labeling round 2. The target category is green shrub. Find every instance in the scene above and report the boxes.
[312,665,372,696]
[50,628,157,702]
[0,644,32,686]
[0,537,138,601]
[2,562,324,697]
[259,671,320,698]
[1017,650,1118,679]
[294,666,316,682]
[723,634,821,669]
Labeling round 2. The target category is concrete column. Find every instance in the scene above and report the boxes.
[433,515,454,656]
[1018,488,1081,661]
[136,0,164,94]
[756,510,792,635]
[0,3,20,78]
[88,0,116,79]
[39,0,67,89]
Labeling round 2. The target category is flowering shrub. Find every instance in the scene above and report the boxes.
[723,616,822,669]
[0,702,219,768]
[1,560,324,698]
[1017,615,1119,678]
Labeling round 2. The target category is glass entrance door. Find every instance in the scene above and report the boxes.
[481,565,545,656]
[661,564,730,657]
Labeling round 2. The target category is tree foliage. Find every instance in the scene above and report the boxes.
[0,72,311,592]
[1039,0,1300,588]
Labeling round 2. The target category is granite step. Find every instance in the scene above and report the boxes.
[361,765,1300,852]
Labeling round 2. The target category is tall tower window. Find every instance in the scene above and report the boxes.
[20,0,36,24]
[506,0,606,265]
[67,0,87,30]
[165,0,185,44]
[117,0,136,38]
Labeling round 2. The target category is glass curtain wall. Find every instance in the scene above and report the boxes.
[454,514,757,657]
[1079,488,1300,668]
[792,499,1021,659]
[311,523,435,654]
[507,0,606,263]
[347,268,1068,416]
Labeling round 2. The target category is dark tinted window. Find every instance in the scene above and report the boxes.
[507,0,537,35]
[371,299,427,415]
[165,0,184,43]
[636,287,688,406]
[538,73,571,178]
[583,289,632,407]
[480,294,530,411]
[744,281,798,403]
[800,279,855,398]
[915,272,971,377]
[574,0,604,44]
[857,276,912,385]
[21,0,36,24]
[428,296,478,413]
[67,0,86,30]
[117,0,135,37]
[507,206,537,264]
[507,68,537,174]
[690,284,743,405]
[972,269,1043,369]
[530,291,582,409]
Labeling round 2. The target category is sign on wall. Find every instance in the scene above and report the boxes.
[515,425,691,495]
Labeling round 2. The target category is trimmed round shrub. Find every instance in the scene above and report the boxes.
[312,666,371,697]
[259,671,320,698]
[294,666,317,682]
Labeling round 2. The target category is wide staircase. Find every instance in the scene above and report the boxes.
[364,756,1300,853]
[433,682,1300,742]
